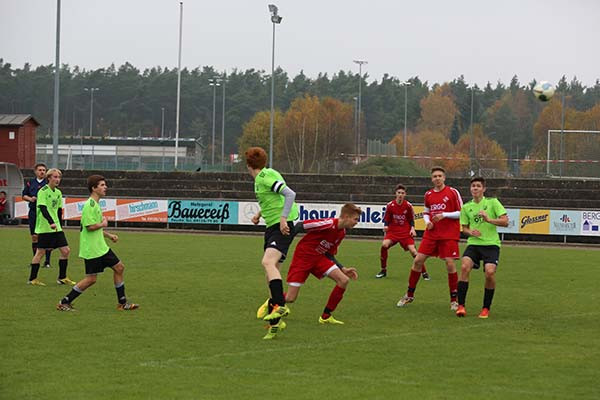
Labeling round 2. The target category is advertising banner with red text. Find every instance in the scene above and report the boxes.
[116,199,168,222]
[63,197,116,221]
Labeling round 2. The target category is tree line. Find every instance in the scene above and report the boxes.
[1,59,599,174]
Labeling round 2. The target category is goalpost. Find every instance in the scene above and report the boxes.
[546,130,600,177]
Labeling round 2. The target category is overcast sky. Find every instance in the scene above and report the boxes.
[2,0,599,87]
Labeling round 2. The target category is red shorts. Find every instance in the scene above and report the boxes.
[287,254,339,286]
[418,237,460,259]
[383,232,414,251]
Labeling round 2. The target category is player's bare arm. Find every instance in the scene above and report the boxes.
[479,211,509,227]
[341,266,359,280]
[462,224,481,237]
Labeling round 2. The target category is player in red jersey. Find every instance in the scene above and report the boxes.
[376,184,430,280]
[397,167,463,310]
[285,203,361,325]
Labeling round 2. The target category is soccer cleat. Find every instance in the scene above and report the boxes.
[375,270,387,278]
[478,308,490,319]
[422,271,430,281]
[43,262,51,268]
[27,279,46,286]
[117,303,139,311]
[456,305,466,317]
[319,315,344,325]
[263,304,290,321]
[263,320,286,340]
[56,302,76,312]
[57,277,77,286]
[256,298,269,319]
[396,294,414,307]
[450,301,459,311]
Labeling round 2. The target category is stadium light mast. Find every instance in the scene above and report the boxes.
[268,4,282,167]
[353,60,368,158]
[175,1,183,169]
[469,86,475,175]
[221,73,227,166]
[52,0,61,168]
[83,88,99,137]
[209,77,221,166]
[400,81,411,157]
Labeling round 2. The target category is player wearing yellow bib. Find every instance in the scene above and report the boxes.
[456,177,508,319]
[27,168,75,286]
[245,147,299,339]
[57,175,138,312]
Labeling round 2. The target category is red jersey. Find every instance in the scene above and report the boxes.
[383,199,414,238]
[423,185,463,240]
[295,218,346,257]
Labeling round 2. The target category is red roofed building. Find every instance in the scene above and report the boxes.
[0,114,39,168]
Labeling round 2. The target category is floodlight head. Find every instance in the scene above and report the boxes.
[271,15,282,23]
[268,4,278,14]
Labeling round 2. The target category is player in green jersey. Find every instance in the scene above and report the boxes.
[27,168,75,286]
[456,177,508,319]
[245,147,299,339]
[57,175,138,311]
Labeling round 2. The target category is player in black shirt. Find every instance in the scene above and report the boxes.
[22,163,53,268]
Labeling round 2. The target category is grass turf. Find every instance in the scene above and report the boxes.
[1,227,599,399]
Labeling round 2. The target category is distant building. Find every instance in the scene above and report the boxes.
[0,114,39,168]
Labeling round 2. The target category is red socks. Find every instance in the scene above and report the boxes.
[448,272,458,302]
[380,246,388,269]
[322,285,346,318]
[407,269,421,295]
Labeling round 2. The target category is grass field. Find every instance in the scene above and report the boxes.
[1,227,599,399]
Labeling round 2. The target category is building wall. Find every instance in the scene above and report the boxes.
[0,121,36,168]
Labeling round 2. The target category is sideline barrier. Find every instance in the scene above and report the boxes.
[12,197,600,237]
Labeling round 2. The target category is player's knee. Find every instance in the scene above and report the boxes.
[86,275,97,285]
[381,243,389,249]
[114,263,125,274]
[460,262,470,273]
[485,269,495,279]
[60,246,70,257]
[337,274,350,288]
[32,234,38,242]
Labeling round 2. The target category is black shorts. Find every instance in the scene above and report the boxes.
[264,221,295,262]
[37,231,68,249]
[84,249,121,275]
[463,245,500,269]
[28,210,36,235]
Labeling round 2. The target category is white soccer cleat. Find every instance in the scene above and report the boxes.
[396,294,414,307]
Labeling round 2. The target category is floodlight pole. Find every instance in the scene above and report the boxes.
[175,1,183,169]
[52,0,61,168]
[559,93,566,177]
[161,107,165,139]
[469,87,475,174]
[84,88,99,137]
[221,75,226,165]
[401,81,411,157]
[268,4,282,167]
[353,60,367,157]
[209,78,221,166]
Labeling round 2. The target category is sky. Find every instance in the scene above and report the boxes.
[2,0,599,87]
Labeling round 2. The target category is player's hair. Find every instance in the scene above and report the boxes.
[431,166,445,174]
[470,176,486,186]
[245,147,267,169]
[340,203,362,217]
[0,190,6,195]
[33,163,47,170]
[45,168,62,179]
[87,175,106,193]
[395,184,406,192]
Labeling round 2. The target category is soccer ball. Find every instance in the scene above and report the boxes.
[533,81,555,102]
